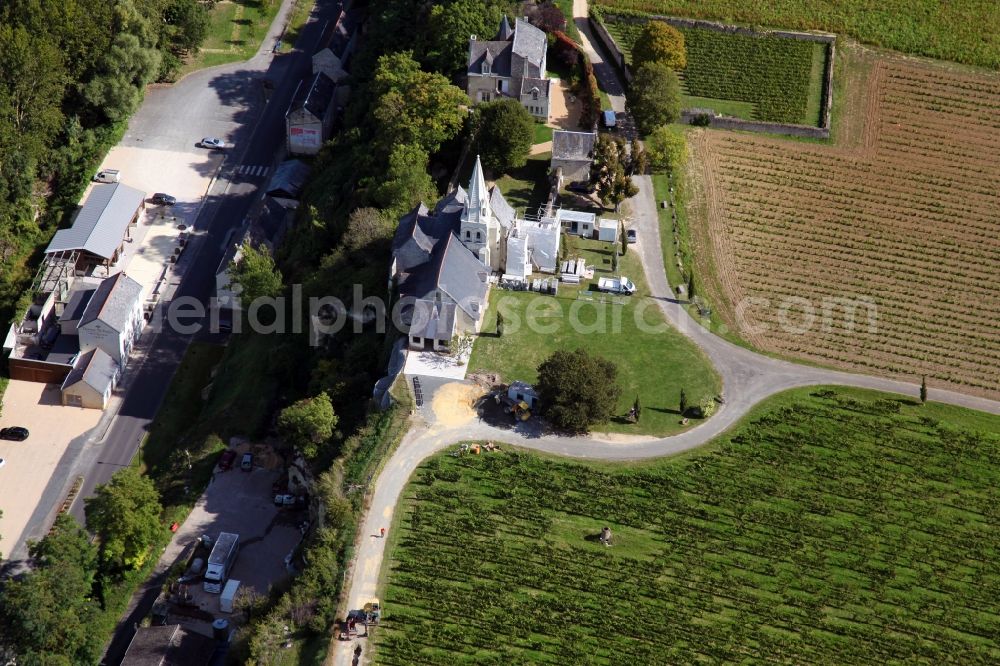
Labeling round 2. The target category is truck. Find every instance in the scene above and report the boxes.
[219,579,241,613]
[597,276,636,295]
[203,532,240,593]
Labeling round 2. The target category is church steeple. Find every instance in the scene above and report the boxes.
[462,154,491,226]
[459,155,499,271]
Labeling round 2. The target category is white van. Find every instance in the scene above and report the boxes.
[94,169,121,184]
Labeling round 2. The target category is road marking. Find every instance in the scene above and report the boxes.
[237,164,270,177]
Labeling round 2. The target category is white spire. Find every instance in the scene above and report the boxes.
[463,154,490,224]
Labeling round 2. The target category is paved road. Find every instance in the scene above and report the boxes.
[329,2,1000,662]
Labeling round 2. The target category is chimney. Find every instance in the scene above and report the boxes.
[470,34,477,41]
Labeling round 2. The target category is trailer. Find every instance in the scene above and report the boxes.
[203,532,240,593]
[597,276,636,295]
[219,579,241,613]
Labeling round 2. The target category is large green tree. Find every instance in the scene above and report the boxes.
[0,515,102,663]
[589,134,638,210]
[473,98,534,173]
[229,242,284,305]
[371,143,438,216]
[84,467,163,571]
[631,21,687,71]
[646,124,689,173]
[425,0,508,76]
[627,61,682,134]
[536,348,622,433]
[278,392,338,459]
[371,51,468,156]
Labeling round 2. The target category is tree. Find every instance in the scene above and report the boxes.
[612,247,619,272]
[699,397,716,418]
[371,142,437,216]
[84,467,163,571]
[627,62,681,135]
[229,242,283,305]
[496,311,505,337]
[278,392,338,459]
[920,376,928,403]
[536,348,622,433]
[646,124,688,174]
[627,138,649,175]
[473,98,534,173]
[631,21,686,71]
[425,0,507,76]
[589,134,638,210]
[343,207,392,253]
[687,273,696,300]
[679,388,688,415]
[526,1,567,33]
[620,222,628,256]
[371,51,468,156]
[633,395,642,422]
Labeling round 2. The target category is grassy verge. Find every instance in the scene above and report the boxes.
[532,122,554,145]
[377,385,1000,663]
[680,94,755,119]
[804,41,828,126]
[555,0,579,41]
[179,0,285,76]
[469,236,720,436]
[278,0,316,53]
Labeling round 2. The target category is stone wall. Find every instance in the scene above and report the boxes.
[592,12,837,136]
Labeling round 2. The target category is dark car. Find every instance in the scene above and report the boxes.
[567,183,593,194]
[0,427,29,441]
[626,229,638,244]
[150,193,176,206]
[218,449,237,470]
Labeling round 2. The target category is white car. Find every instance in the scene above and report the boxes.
[0,458,6,469]
[200,137,226,149]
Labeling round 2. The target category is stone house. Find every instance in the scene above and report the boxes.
[466,16,553,120]
[551,130,597,185]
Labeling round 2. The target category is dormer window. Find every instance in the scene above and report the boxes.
[532,88,539,101]
[482,61,490,75]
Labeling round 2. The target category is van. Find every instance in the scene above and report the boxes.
[602,110,616,128]
[94,169,121,184]
[240,453,253,471]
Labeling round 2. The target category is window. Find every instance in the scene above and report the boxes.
[482,61,489,75]
[496,80,503,93]
[465,230,471,239]
[532,89,539,101]
[476,231,482,241]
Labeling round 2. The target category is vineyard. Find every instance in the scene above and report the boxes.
[602,16,826,125]
[376,387,1000,664]
[593,0,1000,70]
[689,49,1000,399]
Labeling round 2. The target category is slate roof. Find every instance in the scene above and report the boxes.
[266,160,312,199]
[512,18,546,73]
[287,72,335,121]
[46,183,146,260]
[468,40,513,77]
[121,624,215,666]
[489,186,515,229]
[496,14,514,41]
[552,130,597,161]
[59,286,96,325]
[520,76,550,97]
[410,299,456,341]
[61,348,117,396]
[79,272,143,333]
[399,233,489,321]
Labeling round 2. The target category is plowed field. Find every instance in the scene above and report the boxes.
[689,48,1000,398]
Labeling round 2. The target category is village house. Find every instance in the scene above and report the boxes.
[550,130,597,186]
[467,16,553,120]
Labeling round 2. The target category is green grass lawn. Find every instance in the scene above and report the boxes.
[469,236,720,436]
[680,94,755,119]
[180,0,285,76]
[532,122,554,145]
[494,152,552,214]
[377,386,1000,664]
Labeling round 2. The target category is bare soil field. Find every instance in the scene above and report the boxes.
[688,45,1000,399]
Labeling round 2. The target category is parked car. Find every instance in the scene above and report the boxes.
[200,137,226,149]
[218,449,237,470]
[240,453,253,471]
[567,182,593,194]
[94,169,121,183]
[597,276,637,295]
[0,427,28,441]
[626,229,638,244]
[150,193,176,206]
[602,110,617,128]
[0,458,5,469]
[274,494,296,506]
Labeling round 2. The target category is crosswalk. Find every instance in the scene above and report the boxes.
[236,164,270,177]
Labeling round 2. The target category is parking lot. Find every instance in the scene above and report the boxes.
[163,454,305,616]
[0,381,102,559]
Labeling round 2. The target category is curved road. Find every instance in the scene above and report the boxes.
[328,4,1000,663]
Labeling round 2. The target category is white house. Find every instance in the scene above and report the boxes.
[77,272,144,368]
[61,348,119,409]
